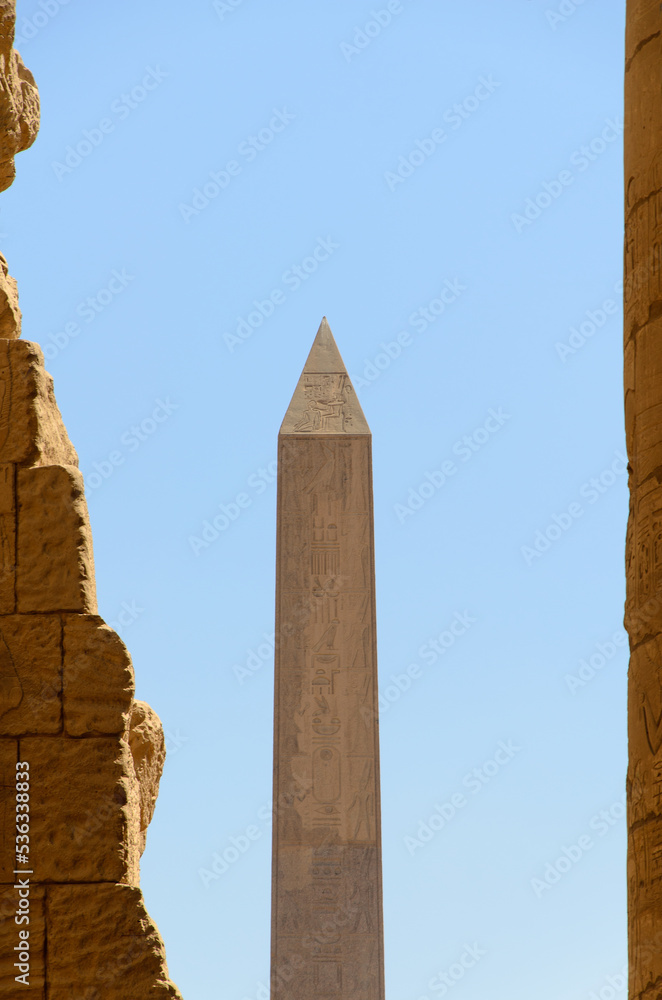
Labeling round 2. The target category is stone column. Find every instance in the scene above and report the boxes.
[625,3,662,998]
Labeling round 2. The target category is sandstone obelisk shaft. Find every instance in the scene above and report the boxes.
[270,320,385,999]
[625,3,662,998]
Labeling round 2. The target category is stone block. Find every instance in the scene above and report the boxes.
[63,616,133,737]
[0,340,77,467]
[0,254,21,340]
[625,482,662,642]
[629,634,662,770]
[128,700,165,855]
[0,615,61,736]
[16,465,96,613]
[0,739,18,884]
[0,464,15,615]
[20,737,139,884]
[47,884,183,1000]
[0,885,45,998]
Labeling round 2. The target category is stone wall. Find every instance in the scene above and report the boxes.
[0,3,183,996]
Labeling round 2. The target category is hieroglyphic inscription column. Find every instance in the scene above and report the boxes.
[270,319,385,999]
[625,4,662,999]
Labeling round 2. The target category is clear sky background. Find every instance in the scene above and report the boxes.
[7,1,627,998]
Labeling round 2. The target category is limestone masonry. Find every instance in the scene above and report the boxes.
[271,320,386,998]
[625,3,662,999]
[0,3,182,996]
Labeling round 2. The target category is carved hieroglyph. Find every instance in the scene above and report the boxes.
[271,320,385,999]
[625,3,662,999]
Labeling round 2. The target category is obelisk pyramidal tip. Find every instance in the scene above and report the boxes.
[301,317,348,373]
[280,318,370,436]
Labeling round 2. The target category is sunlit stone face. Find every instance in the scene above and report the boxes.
[0,1,39,192]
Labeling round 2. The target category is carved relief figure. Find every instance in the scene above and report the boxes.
[294,375,350,433]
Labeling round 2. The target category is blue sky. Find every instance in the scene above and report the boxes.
[7,1,626,997]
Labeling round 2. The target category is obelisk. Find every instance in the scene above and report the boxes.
[270,319,385,999]
[625,3,662,998]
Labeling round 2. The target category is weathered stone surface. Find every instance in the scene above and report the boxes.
[626,3,662,997]
[0,0,37,357]
[0,464,14,614]
[17,465,96,613]
[47,883,182,1000]
[0,2,39,193]
[0,615,61,735]
[0,340,77,468]
[0,885,45,997]
[272,321,385,999]
[625,479,662,644]
[128,700,166,855]
[628,631,662,987]
[20,736,139,884]
[0,739,17,883]
[63,615,133,736]
[0,253,20,339]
